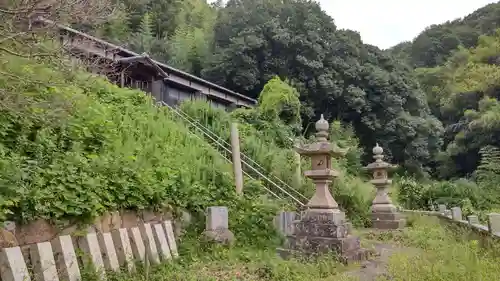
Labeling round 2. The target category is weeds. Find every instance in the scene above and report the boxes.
[364,214,500,281]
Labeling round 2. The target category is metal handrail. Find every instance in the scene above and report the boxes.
[154,103,284,201]
[158,101,306,206]
[165,103,308,202]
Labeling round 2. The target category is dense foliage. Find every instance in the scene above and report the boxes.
[91,0,444,176]
[4,0,500,244]
[388,26,500,213]
[0,53,284,245]
[180,77,373,227]
[388,1,500,68]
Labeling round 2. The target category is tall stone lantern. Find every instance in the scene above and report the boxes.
[277,115,368,263]
[364,144,405,229]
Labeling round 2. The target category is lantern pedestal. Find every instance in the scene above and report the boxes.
[277,115,369,264]
[365,144,405,230]
[277,210,370,263]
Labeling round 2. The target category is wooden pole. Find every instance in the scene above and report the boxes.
[294,151,302,190]
[230,123,244,194]
[120,71,125,87]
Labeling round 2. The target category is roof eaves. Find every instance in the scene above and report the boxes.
[37,17,257,104]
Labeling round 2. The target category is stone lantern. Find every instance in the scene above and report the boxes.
[364,143,405,229]
[277,115,369,263]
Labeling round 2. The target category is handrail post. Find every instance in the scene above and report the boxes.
[231,123,244,194]
[293,150,301,190]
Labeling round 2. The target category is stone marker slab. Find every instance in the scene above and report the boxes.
[128,227,146,262]
[30,242,59,281]
[3,221,16,232]
[451,207,462,221]
[467,215,479,225]
[111,229,134,272]
[77,233,105,276]
[206,207,228,230]
[51,235,81,281]
[438,204,446,214]
[488,213,500,235]
[0,246,31,281]
[139,223,160,265]
[444,210,452,218]
[162,221,178,258]
[97,233,120,271]
[153,224,172,261]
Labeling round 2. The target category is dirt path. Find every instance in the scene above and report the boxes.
[343,242,418,281]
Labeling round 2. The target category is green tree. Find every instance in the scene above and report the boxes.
[202,0,443,174]
[166,0,218,75]
[388,2,500,68]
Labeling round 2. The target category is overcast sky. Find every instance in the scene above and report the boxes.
[209,0,498,49]
[324,0,497,49]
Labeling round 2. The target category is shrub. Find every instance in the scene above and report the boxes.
[0,54,280,246]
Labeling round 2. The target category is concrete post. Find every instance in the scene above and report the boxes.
[0,247,30,281]
[487,213,500,234]
[128,227,146,263]
[467,215,479,225]
[438,204,446,214]
[152,224,172,261]
[293,150,301,190]
[97,233,120,272]
[51,235,81,281]
[162,221,178,258]
[110,229,134,272]
[77,233,105,275]
[30,242,60,281]
[139,223,160,265]
[230,123,244,194]
[451,207,462,221]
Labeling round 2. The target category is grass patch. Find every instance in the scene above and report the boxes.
[82,242,355,281]
[363,214,500,281]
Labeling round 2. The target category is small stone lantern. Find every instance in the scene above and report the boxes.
[364,143,405,229]
[277,114,369,263]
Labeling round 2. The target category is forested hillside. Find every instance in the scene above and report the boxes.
[81,0,500,214]
[3,1,500,278]
[389,1,500,68]
[89,0,443,176]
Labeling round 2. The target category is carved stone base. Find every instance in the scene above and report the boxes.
[201,229,235,244]
[371,212,406,230]
[277,240,371,264]
[277,211,370,264]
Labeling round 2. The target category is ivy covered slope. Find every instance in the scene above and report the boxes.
[0,53,280,244]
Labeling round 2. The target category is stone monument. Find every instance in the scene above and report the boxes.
[202,206,234,244]
[277,115,369,263]
[364,144,405,229]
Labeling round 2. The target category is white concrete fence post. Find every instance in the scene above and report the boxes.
[488,213,500,235]
[0,214,183,281]
[451,207,463,221]
[467,215,479,225]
